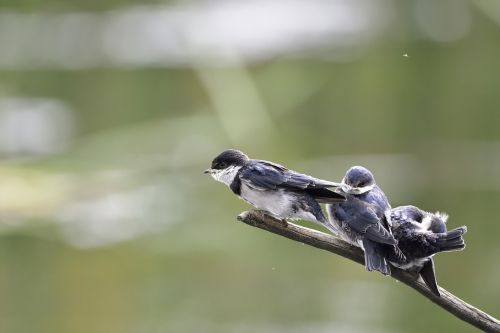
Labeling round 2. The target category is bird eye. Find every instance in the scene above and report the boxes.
[218,162,227,169]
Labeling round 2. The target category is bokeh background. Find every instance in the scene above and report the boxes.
[0,0,499,332]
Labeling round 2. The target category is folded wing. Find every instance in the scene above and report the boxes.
[335,202,396,245]
[239,161,344,202]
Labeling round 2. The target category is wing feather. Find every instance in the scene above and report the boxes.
[239,160,340,191]
[336,200,396,245]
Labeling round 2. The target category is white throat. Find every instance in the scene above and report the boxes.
[420,215,433,231]
[341,181,375,195]
[211,166,242,186]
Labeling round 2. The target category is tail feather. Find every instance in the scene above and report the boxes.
[362,240,391,276]
[441,241,465,252]
[444,226,467,240]
[419,259,440,297]
[444,237,465,248]
[307,187,346,203]
[437,226,467,252]
[323,221,340,234]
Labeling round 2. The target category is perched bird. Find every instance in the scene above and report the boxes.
[204,149,345,231]
[387,205,467,297]
[327,166,404,275]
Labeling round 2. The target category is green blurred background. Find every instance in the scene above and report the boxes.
[0,0,499,332]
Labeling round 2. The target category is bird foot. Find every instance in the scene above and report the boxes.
[255,210,288,227]
[279,219,289,228]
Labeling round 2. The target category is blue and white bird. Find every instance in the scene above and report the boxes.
[205,149,345,231]
[387,205,467,297]
[327,166,404,275]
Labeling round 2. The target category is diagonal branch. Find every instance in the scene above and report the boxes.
[237,210,500,333]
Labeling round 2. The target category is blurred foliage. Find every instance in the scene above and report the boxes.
[0,1,499,333]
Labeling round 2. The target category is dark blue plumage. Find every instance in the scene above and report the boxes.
[205,149,345,231]
[239,160,343,200]
[327,166,403,275]
[386,205,467,296]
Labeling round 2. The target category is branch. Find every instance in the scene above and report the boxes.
[237,210,500,333]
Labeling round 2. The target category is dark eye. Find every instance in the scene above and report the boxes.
[218,162,227,169]
[358,182,365,187]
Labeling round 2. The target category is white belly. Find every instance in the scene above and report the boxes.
[239,185,293,218]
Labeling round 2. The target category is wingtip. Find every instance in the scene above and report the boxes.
[365,263,391,276]
[364,250,391,276]
[420,259,441,297]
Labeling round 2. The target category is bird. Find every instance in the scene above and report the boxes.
[204,149,345,232]
[326,166,404,276]
[387,205,467,297]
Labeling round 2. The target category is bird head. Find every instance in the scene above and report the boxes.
[341,166,376,195]
[204,149,249,185]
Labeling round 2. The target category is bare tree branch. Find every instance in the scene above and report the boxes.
[237,210,500,333]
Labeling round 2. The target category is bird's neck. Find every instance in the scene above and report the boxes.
[212,166,242,186]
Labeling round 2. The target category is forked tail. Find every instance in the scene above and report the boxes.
[437,226,467,252]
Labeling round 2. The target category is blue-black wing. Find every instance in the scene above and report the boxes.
[240,160,339,189]
[363,187,392,231]
[390,205,424,225]
[362,239,391,275]
[334,200,396,245]
[239,160,344,201]
[419,259,440,297]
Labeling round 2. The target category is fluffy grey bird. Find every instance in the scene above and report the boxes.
[327,166,404,275]
[205,149,345,231]
[387,205,467,297]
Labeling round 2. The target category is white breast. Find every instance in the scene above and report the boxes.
[239,184,293,218]
[211,166,241,186]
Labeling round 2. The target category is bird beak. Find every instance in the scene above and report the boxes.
[204,169,212,174]
[341,184,352,193]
